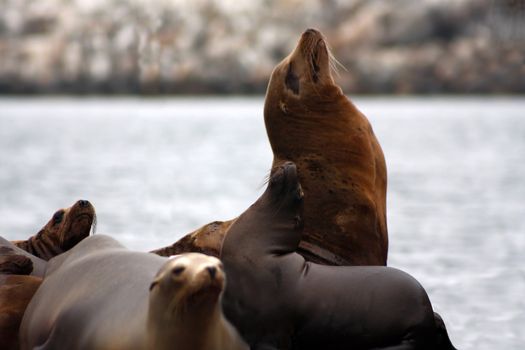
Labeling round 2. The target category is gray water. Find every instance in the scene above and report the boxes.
[1,96,524,349]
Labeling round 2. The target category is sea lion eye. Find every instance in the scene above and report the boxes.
[172,266,185,276]
[285,63,300,95]
[53,210,65,225]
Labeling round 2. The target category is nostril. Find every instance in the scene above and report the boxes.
[207,266,217,279]
[78,200,89,208]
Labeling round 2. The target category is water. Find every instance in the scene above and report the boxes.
[1,96,524,349]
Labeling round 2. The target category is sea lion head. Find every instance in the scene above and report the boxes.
[264,29,347,158]
[57,200,96,251]
[261,161,304,239]
[149,253,225,316]
[267,161,304,209]
[265,28,342,114]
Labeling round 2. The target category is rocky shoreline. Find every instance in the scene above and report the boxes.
[0,0,523,95]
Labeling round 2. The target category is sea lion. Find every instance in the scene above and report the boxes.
[20,235,248,350]
[221,162,456,350]
[263,28,388,265]
[0,275,42,350]
[151,220,234,258]
[0,200,95,350]
[154,29,387,266]
[13,199,96,261]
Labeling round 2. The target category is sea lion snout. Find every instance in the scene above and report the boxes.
[270,162,299,190]
[302,28,321,38]
[77,200,90,208]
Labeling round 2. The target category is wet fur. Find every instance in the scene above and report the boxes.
[221,162,456,350]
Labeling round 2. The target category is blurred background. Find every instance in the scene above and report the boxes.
[1,1,524,350]
[0,0,524,94]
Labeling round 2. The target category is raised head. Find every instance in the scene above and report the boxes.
[266,162,304,213]
[222,161,304,256]
[14,199,96,260]
[58,200,96,251]
[265,28,343,117]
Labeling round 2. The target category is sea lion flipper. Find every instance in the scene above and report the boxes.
[0,252,33,275]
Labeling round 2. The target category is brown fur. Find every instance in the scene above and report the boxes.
[263,29,388,265]
[151,220,234,258]
[13,200,96,261]
[153,29,387,266]
[0,275,42,350]
[0,250,33,275]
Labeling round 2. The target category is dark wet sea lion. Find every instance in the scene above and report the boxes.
[221,162,456,350]
[20,235,247,350]
[0,275,42,350]
[263,28,388,265]
[13,199,96,261]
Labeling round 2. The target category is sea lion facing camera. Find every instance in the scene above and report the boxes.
[13,199,96,261]
[20,235,247,350]
[264,28,388,265]
[221,162,456,350]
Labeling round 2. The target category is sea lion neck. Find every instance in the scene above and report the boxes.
[147,300,223,350]
[223,164,303,256]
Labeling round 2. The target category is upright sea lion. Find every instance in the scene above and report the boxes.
[221,162,456,350]
[154,29,387,266]
[20,235,248,350]
[13,199,96,261]
[264,28,388,265]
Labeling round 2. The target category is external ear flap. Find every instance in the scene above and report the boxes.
[285,63,300,95]
[149,280,159,291]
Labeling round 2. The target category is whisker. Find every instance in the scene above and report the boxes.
[258,169,273,190]
[90,214,98,235]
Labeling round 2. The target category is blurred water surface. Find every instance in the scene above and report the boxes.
[1,96,524,349]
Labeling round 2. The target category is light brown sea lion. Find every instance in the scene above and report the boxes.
[13,199,96,261]
[263,28,388,265]
[151,220,234,258]
[20,235,248,350]
[221,162,456,350]
[0,275,42,350]
[154,29,387,266]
